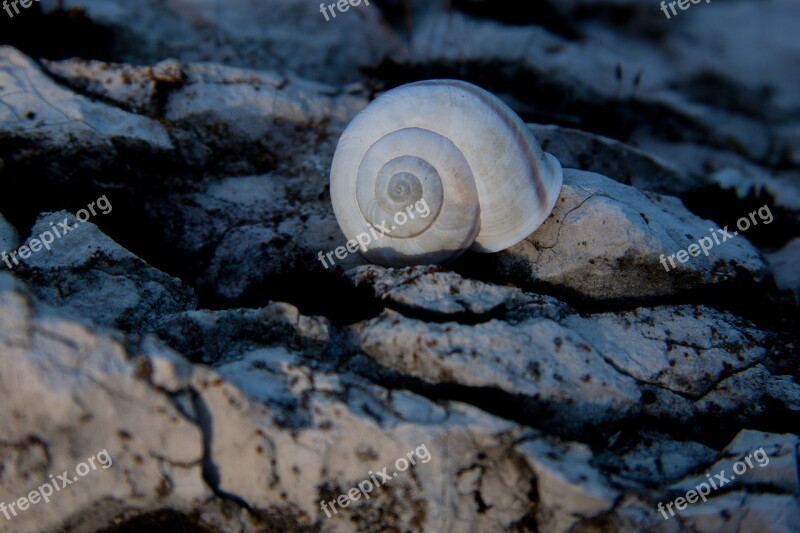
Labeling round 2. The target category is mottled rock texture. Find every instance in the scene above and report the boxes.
[0,1,797,531]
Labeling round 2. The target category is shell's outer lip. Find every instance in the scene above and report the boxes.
[470,151,564,253]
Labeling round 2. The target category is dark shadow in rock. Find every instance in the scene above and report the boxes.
[96,510,218,533]
[451,0,580,39]
[0,5,113,61]
[680,185,799,251]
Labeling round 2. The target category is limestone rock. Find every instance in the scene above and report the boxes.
[493,169,768,300]
[16,211,196,333]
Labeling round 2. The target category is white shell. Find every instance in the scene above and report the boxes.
[330,79,563,266]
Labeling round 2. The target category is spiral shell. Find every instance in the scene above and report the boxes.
[330,79,563,266]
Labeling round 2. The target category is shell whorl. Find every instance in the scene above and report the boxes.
[330,79,563,266]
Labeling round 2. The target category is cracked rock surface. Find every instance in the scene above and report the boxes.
[0,1,798,532]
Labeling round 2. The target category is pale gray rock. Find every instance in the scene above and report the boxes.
[345,264,570,320]
[493,169,768,300]
[17,211,195,333]
[517,437,618,533]
[0,47,173,183]
[636,137,800,212]
[41,57,367,177]
[351,308,643,431]
[43,57,187,115]
[670,430,799,495]
[348,268,797,443]
[0,273,212,533]
[0,271,532,531]
[562,306,766,397]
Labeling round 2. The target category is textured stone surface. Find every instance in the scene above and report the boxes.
[766,237,800,297]
[493,169,768,300]
[0,2,797,530]
[45,0,400,84]
[16,211,196,333]
[529,124,692,195]
[0,47,173,184]
[0,211,17,253]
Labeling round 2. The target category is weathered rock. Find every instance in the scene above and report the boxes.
[678,492,800,532]
[561,306,766,398]
[671,430,799,495]
[529,124,693,195]
[39,56,367,178]
[16,210,196,333]
[766,237,800,297]
[393,9,775,161]
[0,3,797,531]
[346,267,798,441]
[0,212,17,254]
[0,46,173,184]
[493,169,768,300]
[157,302,331,365]
[0,272,586,532]
[0,273,212,533]
[47,0,401,84]
[145,172,364,302]
[345,264,570,320]
[517,437,618,533]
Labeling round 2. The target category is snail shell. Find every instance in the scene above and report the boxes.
[330,79,563,266]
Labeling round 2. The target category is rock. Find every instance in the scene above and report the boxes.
[345,264,570,320]
[157,302,331,365]
[350,308,643,432]
[0,272,551,531]
[0,4,797,531]
[596,432,716,488]
[677,492,800,532]
[561,306,765,397]
[40,56,367,178]
[145,172,362,302]
[0,46,173,184]
[493,169,768,300]
[0,273,212,533]
[670,430,799,495]
[46,0,401,84]
[529,124,693,195]
[766,237,800,297]
[0,212,18,255]
[636,137,800,212]
[15,210,196,333]
[391,9,774,161]
[347,267,797,440]
[43,57,187,115]
[518,437,618,533]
